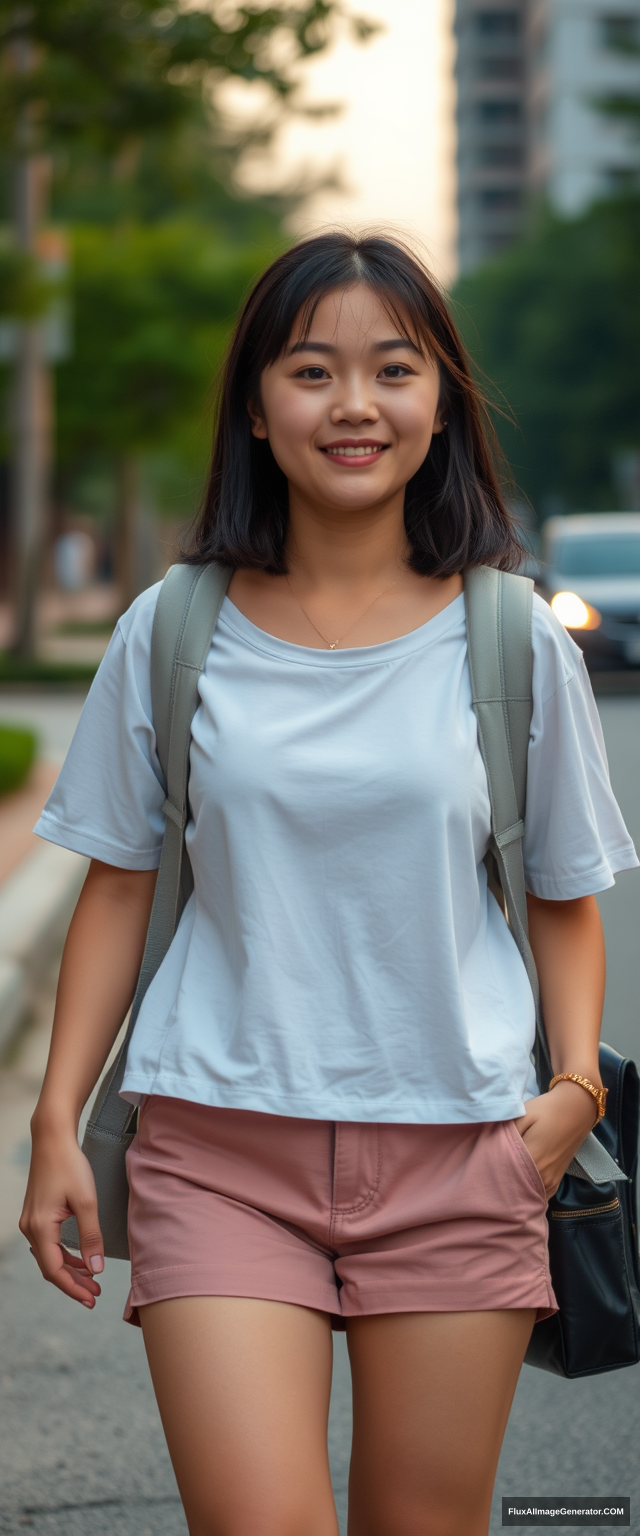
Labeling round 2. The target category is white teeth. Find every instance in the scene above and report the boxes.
[325,445,383,456]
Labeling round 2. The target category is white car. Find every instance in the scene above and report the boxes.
[539,513,640,670]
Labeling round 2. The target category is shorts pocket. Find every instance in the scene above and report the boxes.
[505,1119,548,1203]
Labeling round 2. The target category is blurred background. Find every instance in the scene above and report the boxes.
[0,6,639,1534]
[0,0,639,673]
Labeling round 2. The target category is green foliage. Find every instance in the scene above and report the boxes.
[0,235,52,318]
[0,654,96,685]
[0,722,37,796]
[49,130,291,233]
[0,2,364,156]
[55,221,284,475]
[452,195,640,513]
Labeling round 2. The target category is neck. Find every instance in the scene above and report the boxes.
[285,485,408,591]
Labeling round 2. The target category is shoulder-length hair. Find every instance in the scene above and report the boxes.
[184,232,524,576]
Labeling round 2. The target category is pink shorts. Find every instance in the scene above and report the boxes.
[124,1098,557,1327]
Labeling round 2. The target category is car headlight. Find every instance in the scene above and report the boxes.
[550,591,602,630]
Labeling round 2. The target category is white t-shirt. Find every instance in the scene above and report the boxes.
[35,586,638,1124]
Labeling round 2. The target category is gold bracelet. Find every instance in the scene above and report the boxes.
[549,1072,607,1122]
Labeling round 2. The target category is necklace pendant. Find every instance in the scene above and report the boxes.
[328,641,338,649]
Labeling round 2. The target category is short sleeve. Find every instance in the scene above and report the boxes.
[523,596,638,899]
[35,583,166,870]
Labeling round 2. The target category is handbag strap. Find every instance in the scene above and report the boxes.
[464,566,624,1185]
[88,562,232,1138]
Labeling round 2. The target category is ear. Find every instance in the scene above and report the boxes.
[431,406,447,436]
[248,398,268,440]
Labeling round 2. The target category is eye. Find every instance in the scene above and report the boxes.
[295,366,330,381]
[379,363,413,380]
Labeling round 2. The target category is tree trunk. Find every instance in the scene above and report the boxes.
[12,313,51,657]
[10,29,52,659]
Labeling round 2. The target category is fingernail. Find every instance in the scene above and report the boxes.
[90,1255,104,1274]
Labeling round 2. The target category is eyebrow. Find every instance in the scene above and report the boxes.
[287,337,423,357]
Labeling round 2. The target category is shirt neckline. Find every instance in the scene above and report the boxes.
[218,591,466,667]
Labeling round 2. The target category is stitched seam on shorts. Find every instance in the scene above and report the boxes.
[331,1127,382,1229]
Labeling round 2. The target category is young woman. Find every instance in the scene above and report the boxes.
[21,235,637,1536]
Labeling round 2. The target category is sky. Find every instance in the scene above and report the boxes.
[234,0,458,286]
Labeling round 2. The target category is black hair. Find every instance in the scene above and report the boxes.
[184,232,524,575]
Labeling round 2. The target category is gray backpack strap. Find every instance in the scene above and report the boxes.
[464,566,541,1041]
[61,562,232,1255]
[85,562,232,1138]
[464,565,624,1186]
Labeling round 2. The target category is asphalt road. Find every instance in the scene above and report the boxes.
[594,697,640,1063]
[0,686,638,1536]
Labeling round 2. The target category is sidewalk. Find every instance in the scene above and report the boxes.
[0,692,87,1054]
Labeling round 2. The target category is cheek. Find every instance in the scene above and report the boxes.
[390,391,439,451]
[262,383,322,470]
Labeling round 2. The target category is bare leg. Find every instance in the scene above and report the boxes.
[346,1308,536,1536]
[140,1296,339,1536]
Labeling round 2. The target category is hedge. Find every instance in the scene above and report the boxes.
[0,724,38,797]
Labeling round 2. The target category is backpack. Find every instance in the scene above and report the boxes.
[61,563,639,1377]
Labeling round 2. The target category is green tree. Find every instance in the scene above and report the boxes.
[452,195,640,515]
[56,220,277,467]
[54,220,282,604]
[0,1,364,154]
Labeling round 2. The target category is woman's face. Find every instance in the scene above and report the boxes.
[249,283,444,514]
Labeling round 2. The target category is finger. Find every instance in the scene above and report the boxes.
[60,1249,102,1290]
[49,1249,102,1305]
[31,1230,102,1305]
[74,1195,105,1279]
[61,1247,94,1270]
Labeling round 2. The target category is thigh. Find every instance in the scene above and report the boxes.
[346,1308,536,1536]
[140,1295,339,1536]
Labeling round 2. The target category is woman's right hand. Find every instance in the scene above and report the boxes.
[19,1123,104,1307]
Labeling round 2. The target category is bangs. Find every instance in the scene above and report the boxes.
[290,283,434,363]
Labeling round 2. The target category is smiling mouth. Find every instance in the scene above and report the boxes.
[320,441,390,462]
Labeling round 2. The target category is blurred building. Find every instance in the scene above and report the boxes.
[455,3,528,273]
[455,0,640,271]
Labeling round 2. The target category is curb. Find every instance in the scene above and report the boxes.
[0,843,88,1054]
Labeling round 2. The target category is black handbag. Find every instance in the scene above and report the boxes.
[525,1043,640,1377]
[466,568,640,1378]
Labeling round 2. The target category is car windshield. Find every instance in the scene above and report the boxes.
[551,535,640,577]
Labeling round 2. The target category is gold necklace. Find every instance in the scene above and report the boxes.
[285,573,400,649]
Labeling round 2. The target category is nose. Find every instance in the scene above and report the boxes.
[329,370,380,427]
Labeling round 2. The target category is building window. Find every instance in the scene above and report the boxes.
[479,188,522,207]
[601,14,640,49]
[476,10,520,37]
[478,100,522,122]
[478,144,524,166]
[477,56,523,79]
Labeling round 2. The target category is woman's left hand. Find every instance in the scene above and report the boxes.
[514,1080,599,1198]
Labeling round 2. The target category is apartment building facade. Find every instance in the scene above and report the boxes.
[455,0,640,272]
